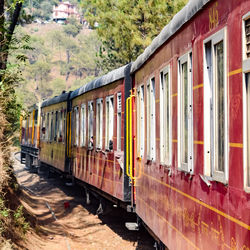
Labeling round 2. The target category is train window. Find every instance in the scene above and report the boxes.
[117,93,122,151]
[246,73,250,188]
[74,107,79,146]
[41,113,46,141]
[160,66,172,165]
[96,98,103,149]
[80,104,86,147]
[46,113,49,141]
[55,111,58,141]
[178,52,193,172]
[50,112,54,142]
[63,110,66,143]
[203,28,228,183]
[147,77,156,161]
[88,101,94,148]
[58,111,63,142]
[137,86,144,158]
[243,16,250,59]
[243,14,250,191]
[105,96,114,150]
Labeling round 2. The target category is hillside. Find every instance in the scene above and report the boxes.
[15,22,102,109]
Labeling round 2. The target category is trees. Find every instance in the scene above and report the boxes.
[0,0,24,72]
[82,0,188,71]
[63,18,82,37]
[23,0,59,21]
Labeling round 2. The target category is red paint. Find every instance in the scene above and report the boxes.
[132,0,250,249]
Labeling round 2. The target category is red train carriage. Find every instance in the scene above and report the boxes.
[130,0,250,249]
[39,92,71,173]
[70,64,133,206]
[20,104,41,168]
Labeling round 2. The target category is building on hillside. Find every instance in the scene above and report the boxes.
[53,1,80,23]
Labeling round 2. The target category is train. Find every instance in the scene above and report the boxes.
[20,0,250,249]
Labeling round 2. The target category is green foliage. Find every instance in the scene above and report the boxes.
[0,198,9,218]
[14,205,30,234]
[15,24,102,108]
[23,0,59,21]
[63,18,82,37]
[82,0,188,71]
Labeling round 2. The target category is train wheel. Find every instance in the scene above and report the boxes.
[154,241,166,250]
[25,154,31,169]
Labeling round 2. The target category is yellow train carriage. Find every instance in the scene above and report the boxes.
[40,92,71,173]
[20,104,41,167]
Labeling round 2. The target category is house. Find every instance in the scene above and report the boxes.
[53,1,80,23]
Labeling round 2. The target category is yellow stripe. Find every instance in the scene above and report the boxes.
[230,143,243,148]
[156,138,160,141]
[228,68,242,77]
[142,172,250,230]
[194,140,204,145]
[138,197,200,250]
[171,93,178,97]
[193,83,203,90]
[155,99,160,103]
[172,139,178,143]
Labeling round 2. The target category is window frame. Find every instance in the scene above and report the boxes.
[160,65,172,166]
[137,85,145,158]
[117,93,122,151]
[178,51,193,173]
[73,106,79,147]
[96,98,103,149]
[50,111,54,142]
[88,101,94,148]
[146,76,156,161]
[55,111,58,142]
[105,95,114,150]
[243,13,250,192]
[203,27,228,183]
[46,112,50,142]
[80,104,86,147]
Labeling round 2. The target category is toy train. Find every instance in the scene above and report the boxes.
[20,0,250,249]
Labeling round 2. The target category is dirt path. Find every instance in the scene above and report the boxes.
[13,154,154,250]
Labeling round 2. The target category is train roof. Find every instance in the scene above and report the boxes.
[70,64,130,100]
[131,0,210,73]
[41,91,71,108]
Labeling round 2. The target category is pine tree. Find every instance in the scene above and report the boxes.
[82,0,188,71]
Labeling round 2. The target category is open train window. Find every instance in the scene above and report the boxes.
[88,101,94,149]
[203,28,228,183]
[46,113,49,141]
[41,113,46,141]
[243,13,250,191]
[105,96,114,151]
[147,77,156,161]
[160,66,172,165]
[245,73,250,189]
[137,86,144,158]
[117,93,122,151]
[63,110,66,143]
[178,52,193,173]
[80,104,86,147]
[73,107,79,146]
[58,111,63,142]
[55,111,58,142]
[50,112,54,142]
[96,98,103,149]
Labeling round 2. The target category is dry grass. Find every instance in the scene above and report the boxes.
[0,95,29,249]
